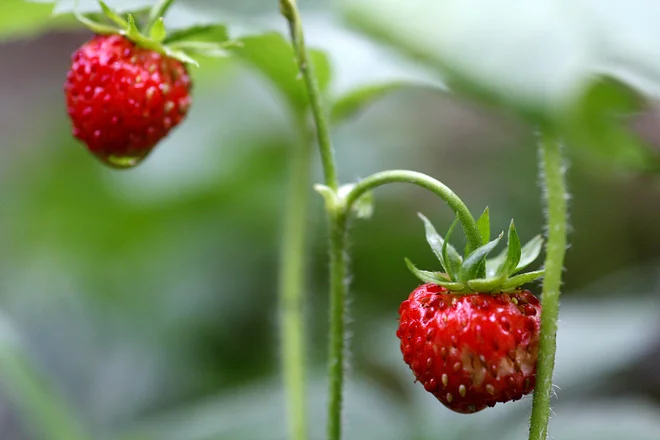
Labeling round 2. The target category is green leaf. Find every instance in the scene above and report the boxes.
[99,0,128,28]
[404,258,465,291]
[516,234,544,273]
[501,270,544,290]
[496,220,522,277]
[0,0,75,41]
[476,206,490,245]
[0,312,88,440]
[458,233,502,282]
[441,216,461,281]
[562,76,660,172]
[331,81,405,123]
[149,17,167,42]
[230,33,332,114]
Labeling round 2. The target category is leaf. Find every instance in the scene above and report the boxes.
[515,234,544,273]
[331,81,405,123]
[562,76,660,172]
[0,312,88,440]
[404,258,465,291]
[230,33,332,114]
[458,233,502,282]
[500,270,544,290]
[496,220,521,277]
[417,213,461,276]
[441,215,461,280]
[476,206,490,245]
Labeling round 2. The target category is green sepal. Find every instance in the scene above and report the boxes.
[516,234,544,273]
[467,277,503,292]
[442,216,462,281]
[149,17,167,42]
[168,41,241,58]
[501,270,545,290]
[417,213,462,276]
[352,190,374,219]
[458,233,503,282]
[73,6,117,34]
[496,220,522,277]
[98,0,128,28]
[476,206,490,244]
[405,258,466,291]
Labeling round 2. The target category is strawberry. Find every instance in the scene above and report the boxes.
[63,0,233,168]
[399,211,545,413]
[65,34,192,168]
[397,284,541,413]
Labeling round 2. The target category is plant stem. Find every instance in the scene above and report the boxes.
[344,169,482,253]
[278,115,313,440]
[528,134,568,440]
[280,0,339,190]
[147,0,176,30]
[280,2,345,439]
[326,209,348,440]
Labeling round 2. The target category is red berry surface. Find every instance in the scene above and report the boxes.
[397,283,541,414]
[64,34,192,168]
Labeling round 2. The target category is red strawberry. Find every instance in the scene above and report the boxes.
[65,34,192,168]
[397,283,541,414]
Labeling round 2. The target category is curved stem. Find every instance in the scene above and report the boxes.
[280,0,339,190]
[528,134,568,440]
[277,115,313,440]
[344,170,482,253]
[147,0,176,30]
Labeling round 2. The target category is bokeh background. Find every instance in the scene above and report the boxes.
[1,0,660,439]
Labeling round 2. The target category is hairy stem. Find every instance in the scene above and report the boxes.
[345,170,482,253]
[280,0,339,190]
[326,209,348,440]
[528,134,568,440]
[280,1,345,439]
[277,115,313,440]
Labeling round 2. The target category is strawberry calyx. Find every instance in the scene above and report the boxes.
[406,208,545,293]
[74,0,238,66]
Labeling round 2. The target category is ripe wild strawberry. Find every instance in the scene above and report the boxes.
[64,0,234,168]
[397,284,541,413]
[399,211,545,413]
[65,34,192,168]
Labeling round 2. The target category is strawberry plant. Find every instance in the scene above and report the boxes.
[2,1,660,440]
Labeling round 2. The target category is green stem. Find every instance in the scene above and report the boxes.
[280,0,339,190]
[326,209,348,440]
[277,115,313,440]
[279,2,345,439]
[147,0,176,30]
[344,170,482,253]
[528,134,568,440]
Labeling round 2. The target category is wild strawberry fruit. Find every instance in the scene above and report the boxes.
[64,0,233,168]
[65,34,192,168]
[397,284,541,413]
[399,211,545,413]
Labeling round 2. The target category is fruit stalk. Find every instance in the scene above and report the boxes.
[280,1,345,439]
[344,170,482,253]
[278,115,313,440]
[528,134,568,440]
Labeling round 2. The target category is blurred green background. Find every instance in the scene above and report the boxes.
[1,0,660,439]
